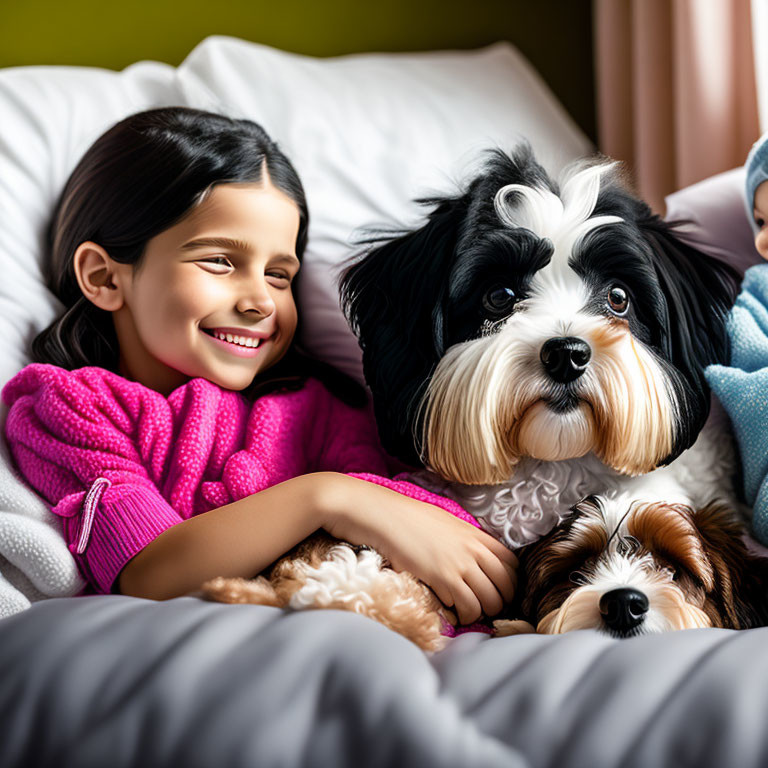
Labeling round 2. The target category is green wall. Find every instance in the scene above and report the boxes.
[0,0,595,141]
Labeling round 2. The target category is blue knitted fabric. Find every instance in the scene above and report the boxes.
[706,263,768,544]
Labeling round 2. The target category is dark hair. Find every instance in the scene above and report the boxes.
[33,106,365,406]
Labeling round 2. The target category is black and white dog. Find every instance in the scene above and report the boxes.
[339,145,759,637]
[204,146,753,645]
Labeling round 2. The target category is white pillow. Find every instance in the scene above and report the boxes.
[0,37,591,614]
[175,36,594,383]
[0,60,181,613]
[0,61,181,389]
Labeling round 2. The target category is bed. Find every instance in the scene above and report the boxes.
[0,35,765,768]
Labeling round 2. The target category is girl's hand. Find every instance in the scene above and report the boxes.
[318,473,518,625]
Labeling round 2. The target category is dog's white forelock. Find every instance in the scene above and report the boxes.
[493,161,623,290]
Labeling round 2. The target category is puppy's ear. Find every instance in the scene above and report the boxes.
[693,503,768,629]
[638,215,740,453]
[340,196,467,465]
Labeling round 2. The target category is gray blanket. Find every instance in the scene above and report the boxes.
[1,595,767,768]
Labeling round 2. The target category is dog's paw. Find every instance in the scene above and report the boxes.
[492,618,536,637]
[200,575,283,607]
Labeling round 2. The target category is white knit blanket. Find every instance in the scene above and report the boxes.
[0,406,84,617]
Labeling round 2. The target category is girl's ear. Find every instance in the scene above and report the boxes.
[340,197,466,466]
[73,242,127,312]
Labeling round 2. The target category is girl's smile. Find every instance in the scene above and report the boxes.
[201,327,271,357]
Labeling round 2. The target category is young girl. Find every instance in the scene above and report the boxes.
[1,107,516,627]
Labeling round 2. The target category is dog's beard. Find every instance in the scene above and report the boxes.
[421,313,678,484]
[517,401,595,462]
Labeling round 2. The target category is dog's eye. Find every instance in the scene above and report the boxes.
[607,285,629,315]
[483,286,516,316]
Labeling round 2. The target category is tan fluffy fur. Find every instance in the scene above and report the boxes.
[202,532,450,652]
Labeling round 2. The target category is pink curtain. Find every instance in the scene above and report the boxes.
[594,0,760,213]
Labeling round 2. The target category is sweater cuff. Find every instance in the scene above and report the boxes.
[347,472,481,528]
[65,482,184,594]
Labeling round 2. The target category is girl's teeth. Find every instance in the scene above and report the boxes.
[214,331,260,348]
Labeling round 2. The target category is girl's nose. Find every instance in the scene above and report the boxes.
[236,282,276,317]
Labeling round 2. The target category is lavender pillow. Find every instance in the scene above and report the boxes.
[664,167,760,277]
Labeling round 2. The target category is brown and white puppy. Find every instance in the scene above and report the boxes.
[505,496,768,637]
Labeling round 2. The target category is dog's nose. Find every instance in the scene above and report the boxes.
[540,337,591,383]
[599,588,649,634]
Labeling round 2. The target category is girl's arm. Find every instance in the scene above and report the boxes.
[118,471,517,626]
[117,472,327,599]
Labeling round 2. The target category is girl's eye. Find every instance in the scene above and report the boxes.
[756,217,766,229]
[482,285,516,317]
[200,256,232,269]
[266,272,292,285]
[607,285,629,315]
[198,258,293,284]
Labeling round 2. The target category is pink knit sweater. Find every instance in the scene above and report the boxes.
[1,364,478,595]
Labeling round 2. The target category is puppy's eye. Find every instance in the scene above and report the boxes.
[483,286,516,316]
[607,285,629,315]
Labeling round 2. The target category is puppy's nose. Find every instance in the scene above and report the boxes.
[540,337,591,383]
[599,588,649,634]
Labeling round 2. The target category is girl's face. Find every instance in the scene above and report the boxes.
[754,180,768,261]
[112,181,301,395]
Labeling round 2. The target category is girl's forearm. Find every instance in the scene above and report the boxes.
[117,472,341,600]
[117,471,518,625]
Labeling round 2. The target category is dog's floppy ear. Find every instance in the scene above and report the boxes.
[640,215,739,369]
[340,196,467,466]
[693,503,768,629]
[638,215,740,454]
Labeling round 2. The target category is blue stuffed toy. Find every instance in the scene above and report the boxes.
[706,131,768,545]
